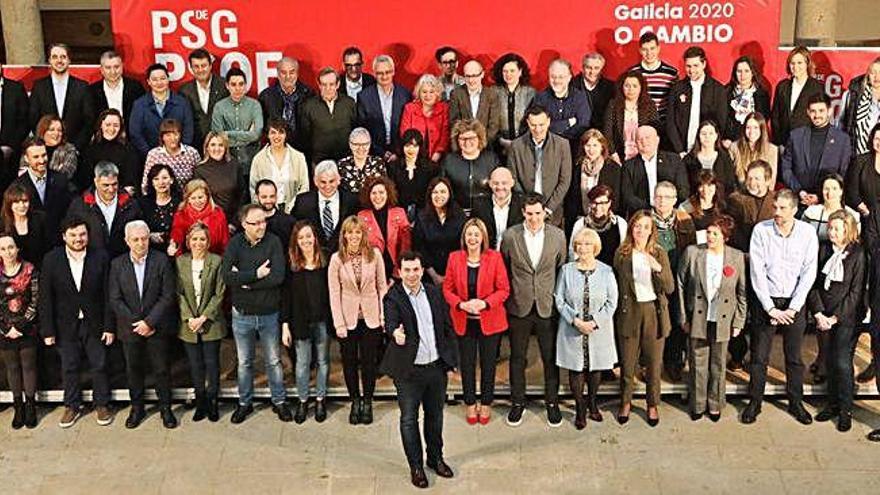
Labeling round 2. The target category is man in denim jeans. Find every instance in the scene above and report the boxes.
[222,203,292,423]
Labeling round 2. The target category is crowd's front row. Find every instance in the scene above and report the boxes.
[0,169,871,489]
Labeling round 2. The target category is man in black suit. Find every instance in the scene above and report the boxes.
[65,161,142,257]
[178,48,229,150]
[665,46,729,155]
[569,53,615,130]
[339,46,376,103]
[28,43,95,150]
[255,179,295,250]
[108,220,177,429]
[88,50,145,127]
[381,251,458,489]
[291,160,359,253]
[621,125,689,216]
[40,216,115,428]
[356,54,411,161]
[259,56,314,147]
[0,64,30,190]
[13,138,73,245]
[472,166,524,249]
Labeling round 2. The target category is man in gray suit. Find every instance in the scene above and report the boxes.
[500,193,567,427]
[448,60,503,145]
[508,105,573,228]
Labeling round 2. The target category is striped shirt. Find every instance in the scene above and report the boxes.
[630,61,679,122]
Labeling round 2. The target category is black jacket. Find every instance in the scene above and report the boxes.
[291,190,359,253]
[666,76,729,153]
[564,159,623,228]
[379,282,458,380]
[439,150,499,213]
[338,72,376,98]
[620,151,689,216]
[281,266,332,339]
[87,77,146,127]
[724,83,771,141]
[80,139,142,192]
[38,247,111,340]
[28,74,96,149]
[808,243,866,328]
[221,232,286,315]
[771,77,823,146]
[64,190,143,258]
[471,193,524,249]
[108,250,177,340]
[0,77,29,150]
[570,75,615,130]
[12,169,74,246]
[682,149,737,195]
[258,80,314,147]
[178,75,229,149]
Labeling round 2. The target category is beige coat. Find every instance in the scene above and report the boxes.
[676,245,748,342]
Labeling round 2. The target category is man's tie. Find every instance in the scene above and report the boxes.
[322,200,334,239]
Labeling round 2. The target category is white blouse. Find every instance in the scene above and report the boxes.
[632,251,657,302]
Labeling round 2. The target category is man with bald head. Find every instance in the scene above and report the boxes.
[449,60,503,144]
[259,56,315,145]
[472,166,525,249]
[533,59,591,143]
[620,125,689,216]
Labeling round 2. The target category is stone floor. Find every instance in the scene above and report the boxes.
[2,393,880,494]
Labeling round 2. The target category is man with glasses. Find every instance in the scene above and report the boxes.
[534,59,591,144]
[222,203,291,424]
[356,55,412,160]
[449,60,503,145]
[435,46,465,100]
[299,67,357,165]
[338,46,376,103]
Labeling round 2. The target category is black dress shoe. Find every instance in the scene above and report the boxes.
[192,397,207,422]
[361,399,373,425]
[741,402,761,424]
[690,412,703,421]
[815,407,839,422]
[315,400,327,423]
[574,402,587,430]
[837,411,852,432]
[867,429,880,441]
[230,404,254,424]
[273,402,293,422]
[647,415,660,427]
[294,399,308,424]
[427,459,454,478]
[788,402,813,425]
[11,401,24,430]
[707,412,721,423]
[161,407,178,429]
[349,398,362,425]
[23,400,37,429]
[410,467,429,488]
[207,399,220,422]
[125,406,146,429]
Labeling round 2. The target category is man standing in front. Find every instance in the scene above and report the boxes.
[40,216,114,428]
[108,220,177,429]
[508,105,572,228]
[743,189,818,425]
[381,251,458,489]
[501,193,567,427]
[222,204,291,424]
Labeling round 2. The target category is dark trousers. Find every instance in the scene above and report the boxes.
[123,335,172,408]
[509,308,558,404]
[394,363,447,470]
[457,320,501,406]
[825,325,855,412]
[2,345,37,400]
[339,320,381,400]
[728,327,750,363]
[58,326,110,408]
[183,338,221,401]
[748,298,806,405]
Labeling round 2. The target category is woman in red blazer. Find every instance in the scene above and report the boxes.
[399,74,450,163]
[357,176,411,281]
[168,179,229,256]
[442,217,510,424]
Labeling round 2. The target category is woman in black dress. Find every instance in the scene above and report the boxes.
[413,176,466,286]
[1,185,48,267]
[81,109,142,194]
[137,164,182,252]
[387,129,437,222]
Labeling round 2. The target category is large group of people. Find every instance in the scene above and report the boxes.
[1,33,880,489]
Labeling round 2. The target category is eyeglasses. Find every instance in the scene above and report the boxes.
[244,220,267,226]
[592,199,611,206]
[458,135,479,142]
[344,63,363,68]
[375,70,393,76]
[441,59,458,65]
[350,142,371,148]
[464,72,483,78]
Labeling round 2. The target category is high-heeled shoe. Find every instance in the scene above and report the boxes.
[647,407,660,427]
[466,404,478,425]
[478,405,491,425]
[617,403,631,425]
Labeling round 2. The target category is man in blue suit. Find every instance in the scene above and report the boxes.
[356,55,412,162]
[781,93,852,207]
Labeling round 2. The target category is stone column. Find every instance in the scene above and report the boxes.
[794,0,838,47]
[0,0,44,64]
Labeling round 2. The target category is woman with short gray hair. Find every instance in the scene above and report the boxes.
[337,127,386,194]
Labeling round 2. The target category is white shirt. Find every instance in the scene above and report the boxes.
[687,77,705,150]
[790,78,806,112]
[705,251,724,322]
[642,154,659,206]
[632,251,657,302]
[320,191,341,228]
[345,77,364,102]
[96,195,118,232]
[267,148,293,206]
[523,224,545,269]
[492,196,511,250]
[197,78,212,114]
[52,73,69,118]
[191,258,205,307]
[468,89,481,118]
[103,79,124,115]
[65,247,86,319]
